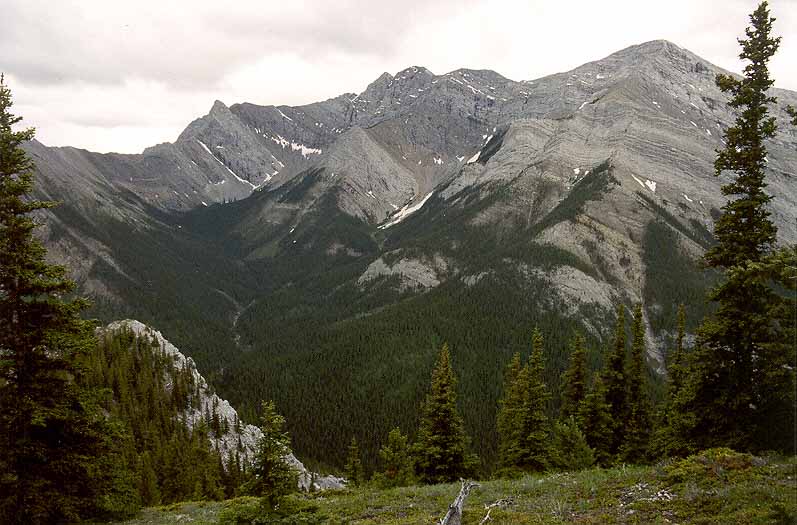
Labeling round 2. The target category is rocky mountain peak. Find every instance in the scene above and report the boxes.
[210,99,230,113]
[364,71,394,92]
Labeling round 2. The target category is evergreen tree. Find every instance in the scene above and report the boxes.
[245,401,297,510]
[670,304,686,393]
[603,304,628,456]
[519,328,551,472]
[560,333,588,421]
[578,377,613,466]
[620,304,652,464]
[496,352,528,472]
[675,1,795,453]
[373,428,414,488]
[652,305,689,458]
[787,105,797,125]
[0,75,133,523]
[549,416,595,472]
[138,451,161,506]
[189,422,224,501]
[413,344,477,484]
[344,437,364,487]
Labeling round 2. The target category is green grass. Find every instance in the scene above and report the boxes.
[109,450,796,524]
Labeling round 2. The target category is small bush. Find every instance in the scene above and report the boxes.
[218,496,327,525]
[664,448,757,485]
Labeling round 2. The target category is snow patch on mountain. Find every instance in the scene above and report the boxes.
[378,192,434,229]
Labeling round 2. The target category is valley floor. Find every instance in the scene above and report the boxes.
[110,450,796,524]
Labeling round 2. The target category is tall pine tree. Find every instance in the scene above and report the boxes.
[578,376,613,466]
[674,1,795,453]
[413,344,477,484]
[603,304,628,456]
[560,333,588,421]
[520,328,551,472]
[670,304,687,393]
[620,304,652,463]
[0,75,133,524]
[652,304,689,458]
[246,401,297,510]
[344,437,364,487]
[496,352,528,472]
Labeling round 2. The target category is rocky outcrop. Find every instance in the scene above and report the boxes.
[358,254,450,291]
[100,320,345,492]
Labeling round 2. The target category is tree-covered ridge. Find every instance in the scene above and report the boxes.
[84,326,244,507]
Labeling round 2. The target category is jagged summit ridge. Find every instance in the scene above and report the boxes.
[28,39,795,216]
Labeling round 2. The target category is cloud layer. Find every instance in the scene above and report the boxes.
[3,0,795,153]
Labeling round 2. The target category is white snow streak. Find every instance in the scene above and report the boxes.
[276,108,293,121]
[378,192,434,229]
[198,140,256,189]
[631,174,646,189]
[269,135,322,157]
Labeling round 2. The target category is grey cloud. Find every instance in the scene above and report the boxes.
[1,0,477,89]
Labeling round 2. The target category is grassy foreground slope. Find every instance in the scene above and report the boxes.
[111,450,795,524]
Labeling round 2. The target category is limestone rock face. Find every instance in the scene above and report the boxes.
[100,320,345,491]
[358,254,450,291]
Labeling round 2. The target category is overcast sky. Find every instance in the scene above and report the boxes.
[3,0,796,154]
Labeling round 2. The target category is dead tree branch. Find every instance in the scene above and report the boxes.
[479,497,514,524]
[439,479,480,525]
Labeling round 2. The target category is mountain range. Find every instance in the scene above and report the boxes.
[26,39,797,469]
